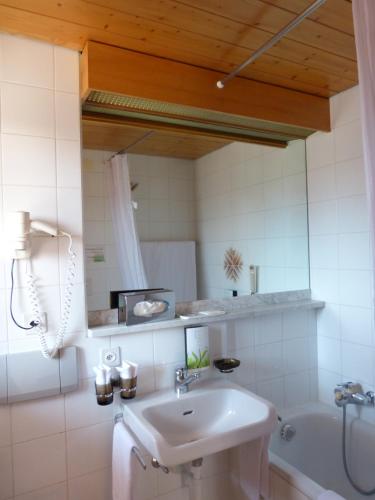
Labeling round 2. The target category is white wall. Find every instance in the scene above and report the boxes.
[0,33,113,500]
[195,140,309,299]
[0,31,321,500]
[306,86,375,407]
[83,149,196,310]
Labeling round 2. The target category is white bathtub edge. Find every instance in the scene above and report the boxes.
[269,450,325,500]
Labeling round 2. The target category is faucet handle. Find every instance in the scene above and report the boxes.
[336,382,353,389]
[175,367,187,381]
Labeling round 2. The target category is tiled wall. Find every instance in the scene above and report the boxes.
[195,140,309,299]
[83,149,196,310]
[0,33,107,500]
[0,32,321,500]
[306,86,375,406]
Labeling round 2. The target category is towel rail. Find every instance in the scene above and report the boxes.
[114,412,147,470]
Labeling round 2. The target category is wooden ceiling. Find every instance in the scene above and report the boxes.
[0,0,356,158]
[82,116,231,159]
[0,0,356,98]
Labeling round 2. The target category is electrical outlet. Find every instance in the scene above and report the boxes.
[23,312,47,333]
[101,347,121,367]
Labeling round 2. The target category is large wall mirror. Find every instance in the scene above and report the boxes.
[83,135,309,311]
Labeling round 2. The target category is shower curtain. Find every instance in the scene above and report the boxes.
[352,1,375,297]
[107,154,148,289]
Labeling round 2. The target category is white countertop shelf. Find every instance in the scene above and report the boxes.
[87,298,324,338]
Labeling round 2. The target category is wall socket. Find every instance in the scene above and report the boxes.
[23,312,47,333]
[100,347,121,367]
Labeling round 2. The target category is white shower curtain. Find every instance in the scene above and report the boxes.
[352,1,375,294]
[107,154,148,289]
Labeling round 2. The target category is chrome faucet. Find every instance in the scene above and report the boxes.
[175,367,201,397]
[334,382,375,407]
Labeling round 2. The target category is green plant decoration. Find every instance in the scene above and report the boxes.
[187,348,210,369]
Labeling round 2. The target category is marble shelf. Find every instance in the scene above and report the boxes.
[88,298,324,338]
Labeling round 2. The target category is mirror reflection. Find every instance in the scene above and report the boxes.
[83,139,309,311]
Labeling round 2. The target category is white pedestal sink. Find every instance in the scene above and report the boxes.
[122,379,277,467]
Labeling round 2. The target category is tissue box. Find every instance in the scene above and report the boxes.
[118,289,175,326]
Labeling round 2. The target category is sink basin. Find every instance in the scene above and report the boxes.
[122,379,277,466]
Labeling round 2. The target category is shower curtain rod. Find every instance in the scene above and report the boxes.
[216,0,327,89]
[109,130,155,160]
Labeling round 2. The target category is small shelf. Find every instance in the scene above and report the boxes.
[87,299,324,338]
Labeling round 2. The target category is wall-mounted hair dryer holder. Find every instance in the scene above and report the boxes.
[6,211,60,259]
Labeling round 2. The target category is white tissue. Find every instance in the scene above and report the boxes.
[116,360,138,379]
[133,300,167,317]
[93,364,112,385]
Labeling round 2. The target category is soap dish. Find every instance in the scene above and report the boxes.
[213,358,240,373]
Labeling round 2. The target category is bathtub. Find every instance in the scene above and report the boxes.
[269,402,375,500]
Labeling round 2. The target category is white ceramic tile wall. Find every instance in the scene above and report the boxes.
[0,32,320,500]
[306,85,375,411]
[0,33,98,500]
[195,140,310,299]
[82,149,196,311]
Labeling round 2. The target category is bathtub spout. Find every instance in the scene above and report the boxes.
[334,382,375,407]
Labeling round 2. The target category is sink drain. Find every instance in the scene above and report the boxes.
[183,410,194,416]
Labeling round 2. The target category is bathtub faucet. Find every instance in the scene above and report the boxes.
[334,382,375,407]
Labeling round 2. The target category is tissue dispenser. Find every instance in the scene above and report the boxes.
[118,289,175,326]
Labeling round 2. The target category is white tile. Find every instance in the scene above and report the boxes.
[3,185,57,225]
[340,305,373,346]
[66,421,112,478]
[57,188,83,235]
[307,165,335,202]
[228,318,254,350]
[254,314,283,345]
[55,92,80,140]
[283,338,310,373]
[2,34,53,88]
[338,233,370,270]
[11,395,65,443]
[318,368,341,406]
[284,140,306,176]
[6,284,62,341]
[309,235,338,269]
[13,433,66,495]
[337,195,369,233]
[65,378,113,431]
[338,269,372,308]
[331,87,361,128]
[336,157,366,197]
[256,377,285,410]
[317,336,341,373]
[0,446,13,500]
[64,333,110,380]
[2,134,56,186]
[255,342,284,381]
[116,332,154,367]
[334,120,363,162]
[56,140,81,188]
[317,303,340,339]
[54,46,79,93]
[284,371,311,407]
[283,173,307,206]
[308,200,337,235]
[306,131,335,169]
[283,310,312,340]
[68,468,111,500]
[310,269,339,303]
[153,328,185,365]
[1,83,54,137]
[14,482,67,500]
[342,341,374,385]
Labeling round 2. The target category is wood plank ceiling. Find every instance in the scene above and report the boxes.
[0,0,356,158]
